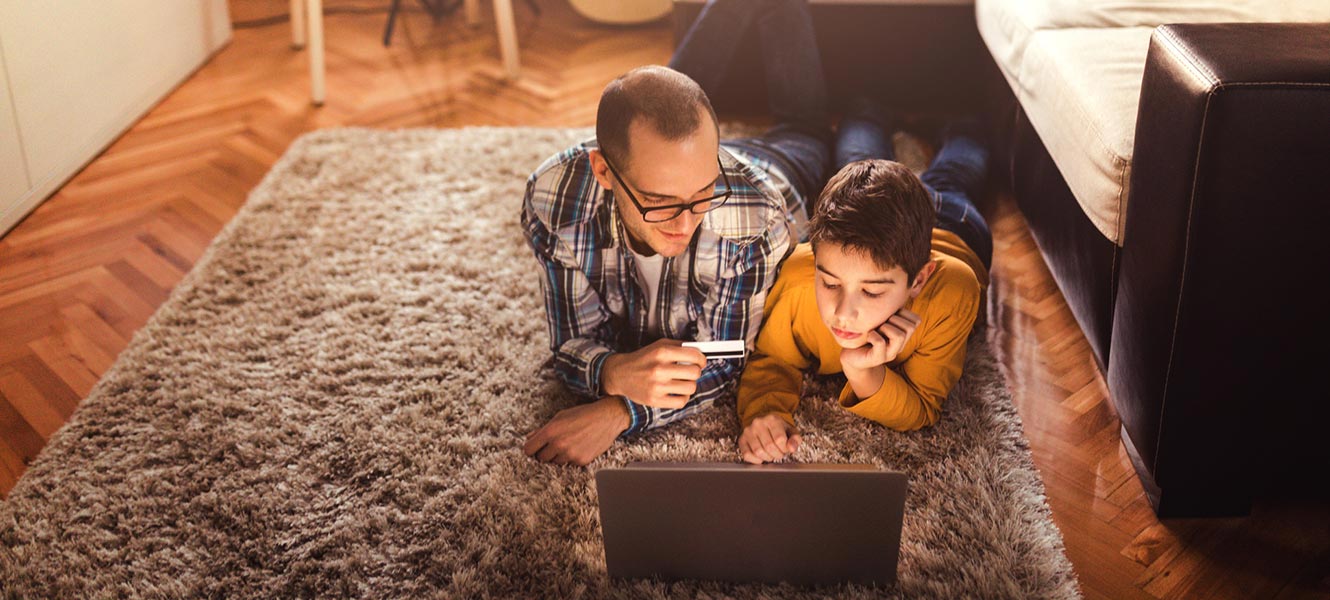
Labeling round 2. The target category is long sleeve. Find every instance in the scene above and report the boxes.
[623,220,793,435]
[736,271,811,429]
[521,202,618,399]
[837,268,980,431]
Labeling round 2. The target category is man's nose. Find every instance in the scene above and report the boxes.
[672,209,698,232]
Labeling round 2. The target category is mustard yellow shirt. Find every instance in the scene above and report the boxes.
[737,229,986,431]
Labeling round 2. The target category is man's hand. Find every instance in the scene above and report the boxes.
[840,308,922,372]
[523,396,631,466]
[738,413,802,464]
[601,339,706,409]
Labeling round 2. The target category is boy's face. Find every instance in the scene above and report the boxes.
[814,242,929,349]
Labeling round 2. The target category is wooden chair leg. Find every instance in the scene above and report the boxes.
[290,0,306,49]
[307,0,326,105]
[493,0,519,79]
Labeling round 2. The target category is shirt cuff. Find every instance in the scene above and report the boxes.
[586,348,613,398]
[619,396,650,437]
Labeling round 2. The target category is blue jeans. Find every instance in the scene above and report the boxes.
[669,0,831,227]
[835,110,995,269]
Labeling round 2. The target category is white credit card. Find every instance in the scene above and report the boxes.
[683,340,746,360]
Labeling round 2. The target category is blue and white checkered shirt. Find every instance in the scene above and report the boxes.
[521,138,803,436]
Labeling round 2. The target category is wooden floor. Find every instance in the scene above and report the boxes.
[1,1,1326,598]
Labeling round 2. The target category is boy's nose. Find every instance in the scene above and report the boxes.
[835,298,855,322]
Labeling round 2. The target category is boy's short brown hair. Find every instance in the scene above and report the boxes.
[809,159,936,278]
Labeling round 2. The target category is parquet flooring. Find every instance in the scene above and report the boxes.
[1,1,1326,598]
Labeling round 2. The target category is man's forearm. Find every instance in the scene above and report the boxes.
[599,351,625,397]
[843,364,886,405]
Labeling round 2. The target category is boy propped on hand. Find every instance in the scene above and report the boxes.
[736,107,993,464]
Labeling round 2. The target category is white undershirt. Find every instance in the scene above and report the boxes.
[631,249,666,332]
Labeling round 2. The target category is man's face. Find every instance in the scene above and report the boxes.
[814,242,927,349]
[593,112,721,257]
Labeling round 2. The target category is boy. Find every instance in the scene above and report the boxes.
[736,113,992,464]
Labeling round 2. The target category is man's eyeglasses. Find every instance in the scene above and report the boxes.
[604,157,732,223]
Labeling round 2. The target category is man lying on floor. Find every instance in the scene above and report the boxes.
[519,0,834,465]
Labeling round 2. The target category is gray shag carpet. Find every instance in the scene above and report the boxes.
[0,127,1081,599]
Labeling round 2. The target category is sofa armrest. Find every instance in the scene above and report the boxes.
[1109,23,1330,517]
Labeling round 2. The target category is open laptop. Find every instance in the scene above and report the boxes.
[595,462,908,586]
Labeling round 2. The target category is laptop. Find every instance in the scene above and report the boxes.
[595,462,908,586]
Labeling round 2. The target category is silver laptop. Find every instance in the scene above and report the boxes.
[595,462,908,586]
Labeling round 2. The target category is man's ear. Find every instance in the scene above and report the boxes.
[908,261,938,297]
[588,149,614,191]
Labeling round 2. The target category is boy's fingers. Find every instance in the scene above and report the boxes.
[864,329,887,348]
[897,308,922,326]
[788,433,802,452]
[755,425,776,454]
[878,321,906,341]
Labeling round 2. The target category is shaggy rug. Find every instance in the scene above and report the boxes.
[0,127,1080,599]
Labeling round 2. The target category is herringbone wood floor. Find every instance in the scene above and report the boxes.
[1,1,1326,598]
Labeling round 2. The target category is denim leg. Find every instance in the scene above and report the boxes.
[668,0,759,96]
[672,0,829,130]
[834,99,895,171]
[673,1,831,237]
[755,0,829,135]
[920,135,993,268]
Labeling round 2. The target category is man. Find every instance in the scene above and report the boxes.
[521,0,831,465]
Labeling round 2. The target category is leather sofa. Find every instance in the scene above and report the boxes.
[674,0,1330,517]
[976,1,1330,517]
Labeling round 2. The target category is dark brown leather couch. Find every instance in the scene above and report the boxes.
[674,1,1330,517]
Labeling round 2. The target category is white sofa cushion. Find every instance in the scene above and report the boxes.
[977,0,1330,243]
[979,0,1330,85]
[1017,27,1153,242]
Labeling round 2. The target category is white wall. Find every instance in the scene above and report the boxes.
[0,0,232,236]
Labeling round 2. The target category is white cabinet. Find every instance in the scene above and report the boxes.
[0,1,231,236]
[1,40,29,210]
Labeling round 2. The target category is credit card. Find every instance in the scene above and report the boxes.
[682,340,746,360]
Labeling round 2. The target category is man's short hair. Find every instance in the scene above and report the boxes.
[809,159,936,278]
[595,65,719,168]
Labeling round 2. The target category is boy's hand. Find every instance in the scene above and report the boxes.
[840,308,922,372]
[738,414,802,464]
[601,339,706,409]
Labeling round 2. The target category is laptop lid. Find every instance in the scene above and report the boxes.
[595,462,908,586]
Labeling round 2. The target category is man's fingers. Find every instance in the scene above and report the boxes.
[659,363,702,382]
[662,380,698,398]
[535,443,561,463]
[523,428,549,457]
[665,346,706,366]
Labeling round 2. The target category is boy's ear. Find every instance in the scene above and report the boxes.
[588,149,614,191]
[908,261,938,297]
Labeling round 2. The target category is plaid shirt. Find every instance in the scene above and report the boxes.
[521,138,800,436]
